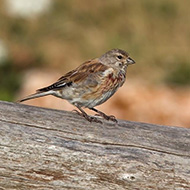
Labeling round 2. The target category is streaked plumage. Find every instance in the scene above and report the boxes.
[18,49,135,123]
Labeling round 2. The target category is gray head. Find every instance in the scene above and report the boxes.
[99,49,135,70]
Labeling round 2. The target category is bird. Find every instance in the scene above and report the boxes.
[18,49,135,123]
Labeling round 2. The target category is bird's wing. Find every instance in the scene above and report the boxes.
[37,59,109,92]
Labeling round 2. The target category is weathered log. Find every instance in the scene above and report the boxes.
[0,100,189,189]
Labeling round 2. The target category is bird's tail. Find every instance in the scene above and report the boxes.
[17,91,53,103]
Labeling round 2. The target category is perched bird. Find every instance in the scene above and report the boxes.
[18,49,135,123]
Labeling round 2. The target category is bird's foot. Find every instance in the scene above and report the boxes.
[73,109,102,124]
[95,113,117,123]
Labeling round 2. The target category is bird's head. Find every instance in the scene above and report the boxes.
[99,49,135,71]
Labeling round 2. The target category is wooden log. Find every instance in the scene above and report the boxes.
[0,100,189,189]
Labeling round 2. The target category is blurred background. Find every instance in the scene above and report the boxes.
[0,0,190,127]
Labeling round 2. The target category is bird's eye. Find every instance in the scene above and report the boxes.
[117,55,123,59]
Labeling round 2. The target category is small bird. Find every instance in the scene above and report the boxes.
[18,49,135,123]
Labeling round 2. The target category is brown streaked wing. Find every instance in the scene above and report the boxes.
[69,59,109,83]
[37,58,108,92]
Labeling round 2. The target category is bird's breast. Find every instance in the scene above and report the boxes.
[102,71,126,92]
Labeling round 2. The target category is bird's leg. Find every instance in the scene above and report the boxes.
[73,106,102,123]
[90,108,117,122]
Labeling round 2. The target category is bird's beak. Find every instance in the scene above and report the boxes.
[127,57,135,65]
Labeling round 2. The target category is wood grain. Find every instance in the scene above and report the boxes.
[0,100,189,190]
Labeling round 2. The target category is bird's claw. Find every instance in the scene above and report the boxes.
[87,116,102,124]
[95,113,117,123]
[73,109,102,123]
